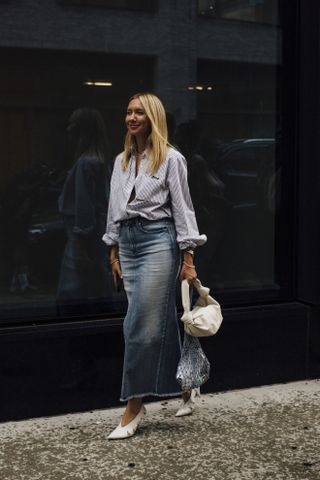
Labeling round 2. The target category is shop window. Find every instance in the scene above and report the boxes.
[189,58,287,296]
[0,0,296,325]
[0,49,154,323]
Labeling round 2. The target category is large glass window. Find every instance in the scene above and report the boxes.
[0,50,154,321]
[0,0,295,325]
[192,60,280,293]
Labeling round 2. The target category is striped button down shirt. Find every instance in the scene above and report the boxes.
[102,147,207,250]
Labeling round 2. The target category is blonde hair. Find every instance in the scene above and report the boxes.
[122,92,170,174]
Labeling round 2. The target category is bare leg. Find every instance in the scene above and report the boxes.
[121,397,143,427]
[182,390,191,402]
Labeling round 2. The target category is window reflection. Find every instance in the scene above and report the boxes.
[2,164,50,294]
[0,50,153,320]
[198,0,279,25]
[190,59,279,291]
[0,0,289,322]
[56,108,113,313]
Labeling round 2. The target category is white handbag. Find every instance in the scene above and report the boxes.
[180,278,223,337]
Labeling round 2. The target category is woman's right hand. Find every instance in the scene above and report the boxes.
[179,250,197,284]
[109,246,122,289]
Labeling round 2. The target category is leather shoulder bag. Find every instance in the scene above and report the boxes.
[181,278,223,337]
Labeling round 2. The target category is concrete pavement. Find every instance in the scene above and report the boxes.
[0,380,319,480]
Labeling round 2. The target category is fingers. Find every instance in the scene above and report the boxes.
[186,273,197,284]
[112,270,118,288]
[111,263,122,288]
[114,262,122,279]
[179,265,197,284]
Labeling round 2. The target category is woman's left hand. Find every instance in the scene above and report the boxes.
[179,251,197,284]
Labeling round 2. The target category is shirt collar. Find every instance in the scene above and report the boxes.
[130,144,147,158]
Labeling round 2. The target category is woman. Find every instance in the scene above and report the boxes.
[103,93,206,439]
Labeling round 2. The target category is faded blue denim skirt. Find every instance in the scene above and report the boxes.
[118,217,182,402]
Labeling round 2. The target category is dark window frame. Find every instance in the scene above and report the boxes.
[297,0,320,306]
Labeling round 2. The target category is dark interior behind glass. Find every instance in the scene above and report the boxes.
[0,0,294,324]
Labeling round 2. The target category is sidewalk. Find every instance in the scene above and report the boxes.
[0,380,319,480]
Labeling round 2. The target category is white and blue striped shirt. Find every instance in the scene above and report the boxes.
[102,147,207,250]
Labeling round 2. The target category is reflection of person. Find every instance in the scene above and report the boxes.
[57,108,113,389]
[57,108,112,307]
[104,92,206,439]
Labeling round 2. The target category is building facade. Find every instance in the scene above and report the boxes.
[0,0,319,420]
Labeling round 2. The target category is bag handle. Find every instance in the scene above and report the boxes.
[181,279,191,313]
[181,278,210,314]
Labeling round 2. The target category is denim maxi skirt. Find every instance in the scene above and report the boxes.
[118,217,182,401]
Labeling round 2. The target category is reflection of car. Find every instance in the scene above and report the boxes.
[0,166,66,291]
[207,138,278,289]
[28,174,67,286]
[213,138,276,210]
[29,213,66,285]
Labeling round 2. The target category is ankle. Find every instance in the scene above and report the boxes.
[127,398,143,415]
[182,390,191,402]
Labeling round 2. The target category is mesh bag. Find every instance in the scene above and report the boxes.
[176,332,210,391]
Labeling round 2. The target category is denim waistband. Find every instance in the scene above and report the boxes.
[121,217,173,227]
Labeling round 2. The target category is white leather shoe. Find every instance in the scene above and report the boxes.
[175,388,200,417]
[108,405,146,440]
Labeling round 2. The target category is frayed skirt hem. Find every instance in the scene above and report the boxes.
[120,390,182,402]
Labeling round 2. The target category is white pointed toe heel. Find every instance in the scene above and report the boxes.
[108,405,146,440]
[175,388,200,417]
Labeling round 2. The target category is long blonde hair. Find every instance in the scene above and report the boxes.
[122,92,170,174]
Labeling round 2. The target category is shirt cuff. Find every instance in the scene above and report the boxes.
[102,233,119,246]
[178,234,207,250]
